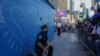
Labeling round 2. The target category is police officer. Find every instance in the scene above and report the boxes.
[34,25,53,56]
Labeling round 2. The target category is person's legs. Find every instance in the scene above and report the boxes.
[47,45,53,56]
[95,39,100,56]
[59,28,61,35]
[68,28,71,35]
[57,28,59,36]
[35,48,43,56]
[58,28,60,36]
[91,39,96,55]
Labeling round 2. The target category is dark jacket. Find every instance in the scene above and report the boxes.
[35,31,48,50]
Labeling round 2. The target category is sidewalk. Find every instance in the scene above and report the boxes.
[51,32,89,56]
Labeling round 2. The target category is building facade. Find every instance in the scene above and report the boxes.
[0,0,55,56]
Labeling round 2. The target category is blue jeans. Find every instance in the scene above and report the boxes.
[95,39,100,56]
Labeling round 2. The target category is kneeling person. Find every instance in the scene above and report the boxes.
[35,25,53,56]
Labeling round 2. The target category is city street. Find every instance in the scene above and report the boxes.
[51,32,89,56]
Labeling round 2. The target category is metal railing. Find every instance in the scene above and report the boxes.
[76,29,100,56]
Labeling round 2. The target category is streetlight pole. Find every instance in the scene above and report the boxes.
[56,0,60,22]
[54,0,59,23]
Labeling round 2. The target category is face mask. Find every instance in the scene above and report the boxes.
[45,29,48,33]
[43,28,48,33]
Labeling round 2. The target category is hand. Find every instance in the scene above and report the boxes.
[44,48,48,52]
[46,45,49,49]
[33,53,37,56]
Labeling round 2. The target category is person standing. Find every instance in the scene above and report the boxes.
[90,8,100,56]
[34,25,53,56]
[57,22,62,36]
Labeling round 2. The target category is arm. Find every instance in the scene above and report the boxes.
[37,35,48,51]
[45,41,50,49]
[37,42,45,50]
[37,42,48,52]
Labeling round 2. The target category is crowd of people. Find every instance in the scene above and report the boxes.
[76,8,100,56]
[54,21,76,37]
